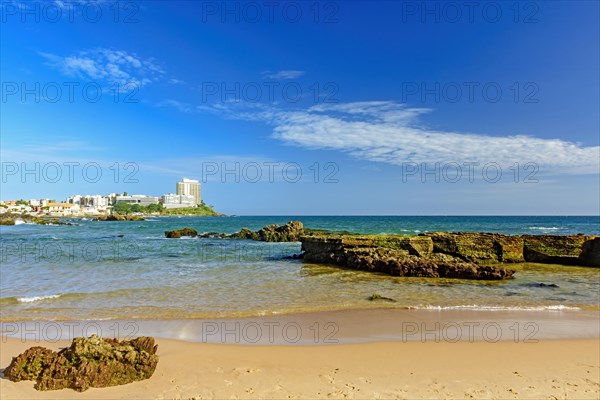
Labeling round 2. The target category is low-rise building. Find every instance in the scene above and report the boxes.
[161,193,196,209]
[46,202,80,216]
[115,195,159,206]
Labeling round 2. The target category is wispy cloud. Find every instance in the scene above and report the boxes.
[198,101,600,175]
[157,99,194,113]
[40,48,164,88]
[261,70,305,80]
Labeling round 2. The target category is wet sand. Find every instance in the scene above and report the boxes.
[2,308,599,344]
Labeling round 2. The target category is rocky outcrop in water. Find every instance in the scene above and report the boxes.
[300,231,599,280]
[423,232,598,266]
[229,221,305,242]
[165,227,198,238]
[301,236,515,280]
[0,213,74,225]
[426,232,525,263]
[94,214,145,221]
[4,335,158,392]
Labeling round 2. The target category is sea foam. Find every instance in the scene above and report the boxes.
[17,294,62,303]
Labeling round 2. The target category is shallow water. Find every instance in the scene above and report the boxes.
[1,216,598,321]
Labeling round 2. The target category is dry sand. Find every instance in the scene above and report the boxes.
[1,336,599,399]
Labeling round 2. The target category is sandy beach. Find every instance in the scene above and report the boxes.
[1,337,599,399]
[2,308,599,399]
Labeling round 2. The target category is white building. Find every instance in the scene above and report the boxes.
[176,178,201,206]
[115,195,159,206]
[67,195,82,205]
[46,203,80,216]
[161,193,196,209]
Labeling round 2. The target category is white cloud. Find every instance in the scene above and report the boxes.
[157,99,194,114]
[40,49,164,88]
[261,70,305,80]
[199,101,600,175]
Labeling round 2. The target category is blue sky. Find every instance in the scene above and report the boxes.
[1,0,599,215]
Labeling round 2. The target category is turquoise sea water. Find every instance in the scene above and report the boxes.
[1,216,599,321]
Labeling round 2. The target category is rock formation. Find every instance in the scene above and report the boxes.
[300,231,599,280]
[229,221,305,242]
[579,237,600,266]
[301,235,515,280]
[4,335,158,392]
[94,214,145,221]
[164,227,198,238]
[163,220,599,279]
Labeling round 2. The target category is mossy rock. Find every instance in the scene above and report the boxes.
[5,335,159,392]
[165,227,198,238]
[522,235,589,265]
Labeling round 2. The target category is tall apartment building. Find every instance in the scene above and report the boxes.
[176,178,201,206]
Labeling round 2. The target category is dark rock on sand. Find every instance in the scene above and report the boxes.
[4,335,158,392]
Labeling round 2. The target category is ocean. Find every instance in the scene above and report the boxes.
[1,216,599,321]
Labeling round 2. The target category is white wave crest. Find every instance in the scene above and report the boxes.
[17,294,61,303]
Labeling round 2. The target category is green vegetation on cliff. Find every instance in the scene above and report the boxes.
[111,201,222,216]
[112,202,163,214]
[159,204,222,216]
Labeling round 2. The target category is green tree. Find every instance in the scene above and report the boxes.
[146,203,162,213]
[112,202,132,214]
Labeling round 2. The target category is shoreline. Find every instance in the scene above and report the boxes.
[2,308,598,344]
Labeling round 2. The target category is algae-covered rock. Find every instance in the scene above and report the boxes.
[230,227,259,240]
[425,232,526,263]
[301,235,515,280]
[522,235,589,265]
[4,335,158,392]
[94,214,145,221]
[165,227,198,238]
[230,221,304,242]
[3,347,55,381]
[301,231,598,279]
[494,235,525,263]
